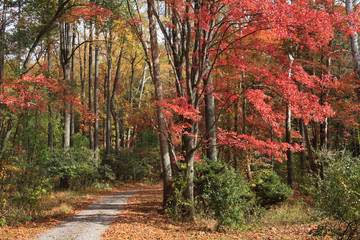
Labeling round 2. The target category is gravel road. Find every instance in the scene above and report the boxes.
[34,189,139,240]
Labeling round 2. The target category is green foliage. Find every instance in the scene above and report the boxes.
[194,159,255,228]
[0,150,52,225]
[73,133,90,149]
[98,164,116,181]
[251,170,293,207]
[103,129,161,182]
[314,150,360,238]
[105,150,153,182]
[44,147,100,190]
[165,163,189,218]
[167,160,255,228]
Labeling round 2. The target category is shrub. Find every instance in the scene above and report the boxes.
[44,147,100,190]
[103,129,161,182]
[314,151,360,238]
[251,170,293,207]
[165,164,189,218]
[0,151,52,225]
[194,159,255,228]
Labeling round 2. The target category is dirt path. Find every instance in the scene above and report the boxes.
[34,189,139,240]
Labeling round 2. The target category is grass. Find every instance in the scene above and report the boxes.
[258,200,313,227]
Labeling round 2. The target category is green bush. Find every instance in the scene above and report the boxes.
[194,159,255,228]
[0,151,52,225]
[314,151,360,238]
[251,170,293,207]
[165,163,188,219]
[44,147,100,190]
[103,129,161,182]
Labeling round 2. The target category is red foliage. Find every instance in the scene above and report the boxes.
[61,3,113,23]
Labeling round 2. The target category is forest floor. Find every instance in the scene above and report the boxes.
[0,184,332,240]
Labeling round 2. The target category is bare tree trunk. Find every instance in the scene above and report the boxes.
[0,16,5,92]
[304,123,317,173]
[1,120,12,152]
[81,22,87,104]
[346,0,360,100]
[204,75,217,162]
[106,32,113,155]
[88,21,94,150]
[242,96,251,180]
[286,54,294,189]
[286,105,294,188]
[80,24,87,136]
[147,0,173,208]
[70,25,76,148]
[60,22,72,148]
[103,75,107,150]
[312,122,318,151]
[299,119,306,175]
[48,107,54,150]
[94,26,100,160]
[138,63,147,108]
[111,49,124,154]
[47,41,54,150]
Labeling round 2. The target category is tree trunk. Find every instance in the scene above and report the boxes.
[88,21,94,150]
[286,54,294,189]
[147,0,173,208]
[94,27,100,160]
[70,26,76,148]
[312,122,318,151]
[299,119,306,175]
[204,75,217,162]
[346,0,360,100]
[111,49,124,154]
[242,97,251,180]
[0,17,5,92]
[106,32,113,156]
[60,22,71,148]
[304,123,317,173]
[80,25,86,136]
[1,120,12,152]
[286,105,294,188]
[48,107,54,150]
[47,42,54,150]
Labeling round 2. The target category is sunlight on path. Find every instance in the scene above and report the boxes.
[34,189,139,240]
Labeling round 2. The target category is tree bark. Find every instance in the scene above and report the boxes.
[106,32,113,156]
[346,0,360,100]
[286,105,294,188]
[286,54,294,189]
[70,25,76,148]
[1,120,12,152]
[47,42,54,150]
[299,119,306,175]
[60,22,71,148]
[111,49,124,154]
[204,75,217,162]
[88,21,94,150]
[94,26,100,160]
[304,123,317,173]
[147,0,173,208]
[48,107,54,150]
[0,13,6,92]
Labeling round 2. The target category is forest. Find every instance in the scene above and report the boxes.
[1,0,360,239]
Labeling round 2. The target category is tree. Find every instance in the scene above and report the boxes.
[146,0,173,207]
